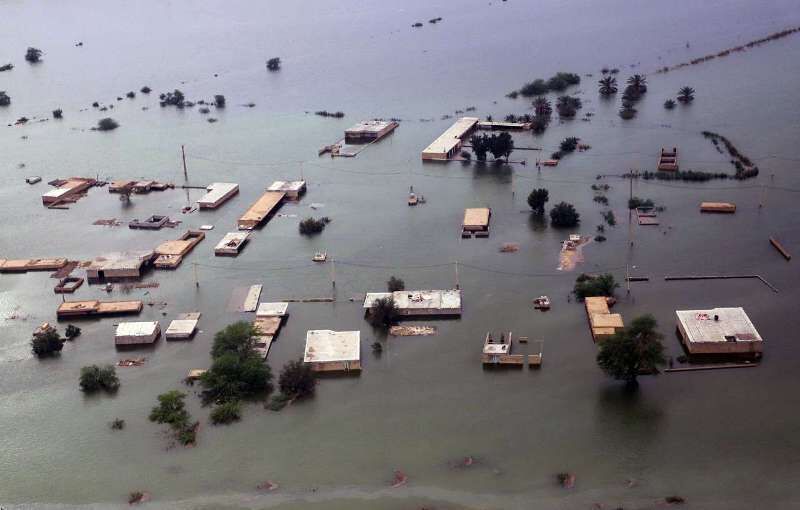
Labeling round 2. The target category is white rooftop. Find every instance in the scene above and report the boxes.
[304,330,360,363]
[256,302,289,317]
[197,182,238,205]
[363,289,462,311]
[422,117,479,156]
[115,321,159,337]
[165,319,198,336]
[267,180,306,193]
[345,120,395,134]
[676,307,762,344]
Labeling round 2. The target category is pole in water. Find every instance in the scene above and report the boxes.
[181,145,188,180]
[454,260,460,290]
[193,261,199,288]
[330,257,336,288]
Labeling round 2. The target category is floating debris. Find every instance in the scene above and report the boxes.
[557,472,575,489]
[117,357,147,367]
[389,325,437,336]
[391,470,408,488]
[500,243,519,253]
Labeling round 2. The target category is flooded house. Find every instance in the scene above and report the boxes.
[363,289,462,317]
[303,329,361,373]
[115,321,161,346]
[421,117,479,161]
[85,251,154,282]
[197,182,239,209]
[676,307,763,359]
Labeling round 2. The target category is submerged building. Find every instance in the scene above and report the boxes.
[676,307,762,359]
[421,117,479,161]
[363,289,462,317]
[303,329,361,373]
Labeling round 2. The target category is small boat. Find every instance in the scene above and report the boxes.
[26,176,42,184]
[533,296,551,310]
[312,252,327,262]
[408,186,418,206]
[199,224,214,231]
[569,234,581,243]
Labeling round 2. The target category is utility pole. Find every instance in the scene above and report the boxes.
[181,145,188,180]
[626,171,634,295]
[193,261,199,288]
[330,257,336,288]
[454,260,460,290]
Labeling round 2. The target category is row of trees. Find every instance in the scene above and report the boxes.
[511,72,581,98]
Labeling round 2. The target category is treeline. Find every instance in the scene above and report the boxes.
[702,131,759,179]
[508,72,581,99]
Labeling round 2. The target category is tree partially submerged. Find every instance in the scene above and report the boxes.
[387,276,405,292]
[0,63,13,72]
[31,324,64,357]
[469,132,514,162]
[299,217,330,235]
[79,365,120,393]
[677,86,695,103]
[277,359,316,401]
[96,117,119,131]
[597,314,666,387]
[527,188,549,214]
[549,202,580,228]
[367,297,398,329]
[149,390,198,446]
[25,47,43,63]
[266,57,281,71]
[573,273,618,300]
[210,400,242,425]
[0,91,10,107]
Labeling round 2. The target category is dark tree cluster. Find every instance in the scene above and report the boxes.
[79,365,120,394]
[299,216,330,235]
[549,202,580,228]
[513,72,580,98]
[573,273,618,300]
[149,390,198,445]
[597,314,666,387]
[266,57,281,71]
[469,131,514,162]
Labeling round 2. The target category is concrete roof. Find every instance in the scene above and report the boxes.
[88,251,153,271]
[197,182,238,205]
[256,302,289,317]
[304,330,360,363]
[267,181,306,193]
[165,319,198,336]
[215,232,250,250]
[422,117,478,156]
[345,120,396,134]
[676,307,762,343]
[363,290,462,311]
[116,321,159,337]
[463,208,491,228]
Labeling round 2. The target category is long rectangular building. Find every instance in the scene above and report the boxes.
[238,191,286,230]
[41,177,94,205]
[197,182,239,209]
[584,296,624,342]
[421,117,479,161]
[57,300,143,319]
[363,289,462,317]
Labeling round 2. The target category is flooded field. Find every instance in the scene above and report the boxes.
[2,0,800,508]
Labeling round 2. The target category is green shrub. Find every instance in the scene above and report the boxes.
[367,297,398,329]
[573,273,618,300]
[31,326,64,357]
[278,359,316,400]
[210,400,242,425]
[299,217,329,235]
[79,365,120,393]
[387,276,405,292]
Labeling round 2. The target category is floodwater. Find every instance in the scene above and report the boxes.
[2,0,800,508]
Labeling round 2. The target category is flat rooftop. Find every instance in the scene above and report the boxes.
[267,181,306,193]
[238,191,286,229]
[116,321,159,337]
[345,120,397,135]
[256,302,289,317]
[676,307,762,344]
[422,117,479,157]
[197,182,239,206]
[304,330,360,363]
[88,251,153,271]
[215,232,250,249]
[463,207,491,228]
[363,289,462,312]
[165,319,198,337]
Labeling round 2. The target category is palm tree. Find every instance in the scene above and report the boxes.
[532,96,552,117]
[598,76,617,96]
[677,86,695,102]
[619,102,637,120]
[626,74,647,93]
[663,99,676,110]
